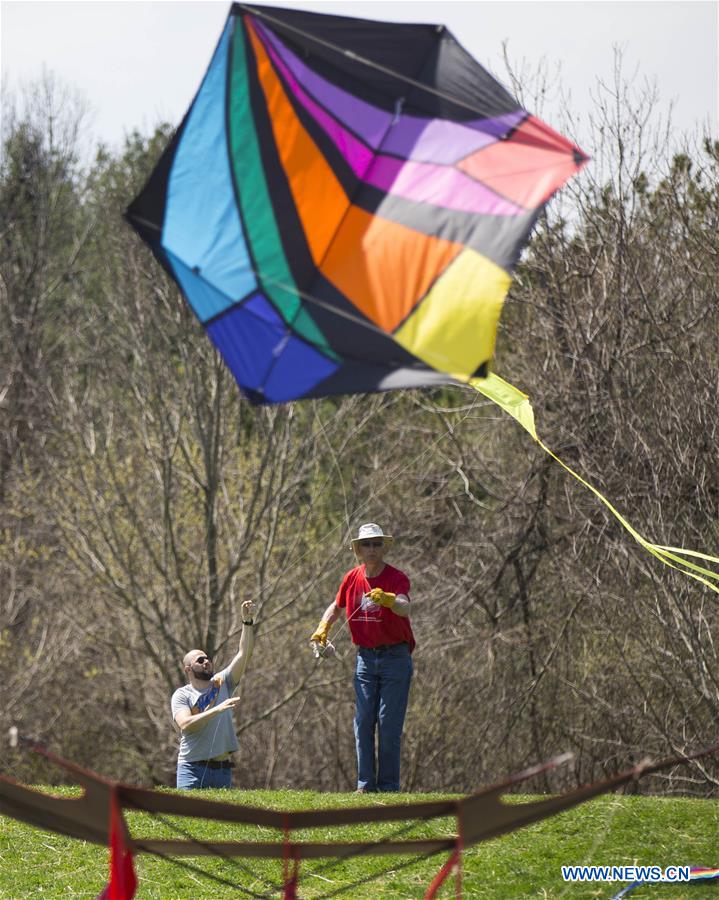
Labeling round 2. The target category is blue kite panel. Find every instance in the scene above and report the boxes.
[207,294,338,401]
[162,18,256,317]
[261,335,338,403]
[167,251,239,323]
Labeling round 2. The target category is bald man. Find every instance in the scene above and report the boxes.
[171,600,255,789]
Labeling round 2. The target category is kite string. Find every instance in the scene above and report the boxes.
[189,664,246,790]
[212,391,485,791]
[315,848,448,900]
[328,566,391,648]
[222,385,486,653]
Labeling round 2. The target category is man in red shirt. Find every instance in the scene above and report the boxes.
[311,523,415,792]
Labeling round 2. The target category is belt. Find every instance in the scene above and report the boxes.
[360,642,407,653]
[192,759,234,769]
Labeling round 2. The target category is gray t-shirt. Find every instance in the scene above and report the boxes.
[171,666,239,762]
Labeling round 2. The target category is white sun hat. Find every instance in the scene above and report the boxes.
[350,523,394,550]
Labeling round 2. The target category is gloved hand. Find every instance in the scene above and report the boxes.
[368,588,396,608]
[310,620,331,645]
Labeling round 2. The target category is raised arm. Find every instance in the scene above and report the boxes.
[228,600,256,685]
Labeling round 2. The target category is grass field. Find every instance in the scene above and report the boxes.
[1,788,717,898]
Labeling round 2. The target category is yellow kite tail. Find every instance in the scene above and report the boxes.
[466,373,719,595]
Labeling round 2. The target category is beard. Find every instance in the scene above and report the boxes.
[192,665,212,681]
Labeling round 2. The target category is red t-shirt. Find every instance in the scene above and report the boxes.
[335,563,416,652]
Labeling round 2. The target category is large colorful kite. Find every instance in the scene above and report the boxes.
[126,2,587,403]
[127,4,719,589]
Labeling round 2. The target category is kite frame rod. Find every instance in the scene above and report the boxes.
[235,3,513,120]
[133,837,455,858]
[2,741,718,861]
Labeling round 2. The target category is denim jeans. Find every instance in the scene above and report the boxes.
[354,643,413,792]
[176,759,233,789]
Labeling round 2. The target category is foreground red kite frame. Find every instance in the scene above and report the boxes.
[2,743,717,898]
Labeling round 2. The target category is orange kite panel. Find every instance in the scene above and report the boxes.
[249,19,462,334]
[322,207,462,333]
[249,21,349,265]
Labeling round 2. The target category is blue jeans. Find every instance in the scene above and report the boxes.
[176,759,233,789]
[354,644,413,792]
